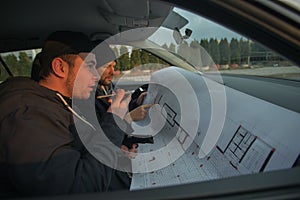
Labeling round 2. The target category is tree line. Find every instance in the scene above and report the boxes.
[112,46,170,71]
[162,38,288,68]
[0,37,289,81]
[0,52,32,80]
[113,38,288,72]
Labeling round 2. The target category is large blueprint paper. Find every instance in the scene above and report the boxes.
[130,67,300,190]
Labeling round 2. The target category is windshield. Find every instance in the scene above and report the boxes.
[148,7,300,81]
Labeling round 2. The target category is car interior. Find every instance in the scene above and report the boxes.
[0,0,300,199]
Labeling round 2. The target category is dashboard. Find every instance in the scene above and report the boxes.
[129,66,300,190]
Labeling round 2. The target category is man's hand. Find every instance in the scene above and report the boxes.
[136,92,147,106]
[124,104,153,123]
[107,89,131,119]
[120,144,138,159]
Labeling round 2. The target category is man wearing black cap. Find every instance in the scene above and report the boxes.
[93,42,150,124]
[0,31,134,197]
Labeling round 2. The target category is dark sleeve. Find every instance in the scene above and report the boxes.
[95,98,110,123]
[108,170,131,191]
[100,113,132,146]
[76,97,130,147]
[1,106,115,196]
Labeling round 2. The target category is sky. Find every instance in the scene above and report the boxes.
[175,8,244,40]
[149,7,245,46]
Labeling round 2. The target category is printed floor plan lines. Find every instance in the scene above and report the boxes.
[221,126,275,172]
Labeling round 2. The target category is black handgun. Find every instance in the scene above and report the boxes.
[122,134,154,148]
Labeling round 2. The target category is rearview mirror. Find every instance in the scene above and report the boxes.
[173,27,192,44]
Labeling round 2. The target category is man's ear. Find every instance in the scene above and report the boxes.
[51,57,67,78]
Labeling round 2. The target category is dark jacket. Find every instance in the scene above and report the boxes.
[0,77,128,198]
[94,82,132,191]
[95,82,114,123]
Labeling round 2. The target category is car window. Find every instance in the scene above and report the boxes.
[148,7,300,81]
[0,49,40,81]
[121,6,300,191]
[0,2,299,198]
[111,46,171,84]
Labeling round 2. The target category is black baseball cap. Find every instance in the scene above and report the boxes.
[40,31,94,68]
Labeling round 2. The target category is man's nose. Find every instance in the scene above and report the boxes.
[91,67,100,80]
[109,67,115,75]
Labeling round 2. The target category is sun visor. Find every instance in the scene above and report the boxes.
[162,10,189,30]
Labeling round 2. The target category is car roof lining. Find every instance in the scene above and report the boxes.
[0,0,172,53]
[1,0,299,68]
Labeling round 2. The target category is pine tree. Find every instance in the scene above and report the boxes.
[119,46,130,71]
[219,38,230,65]
[209,38,220,65]
[112,47,121,70]
[18,52,32,75]
[239,39,251,65]
[200,39,209,53]
[200,39,211,66]
[3,54,19,75]
[230,38,241,64]
[130,49,141,68]
[140,50,150,69]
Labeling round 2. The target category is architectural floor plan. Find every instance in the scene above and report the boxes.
[130,67,300,190]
